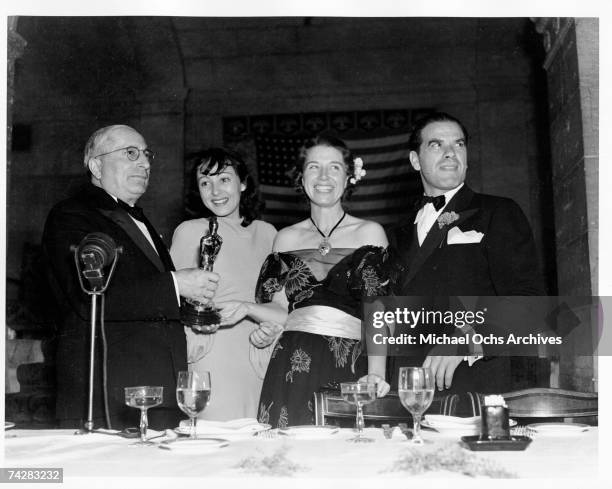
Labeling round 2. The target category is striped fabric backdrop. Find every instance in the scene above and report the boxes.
[255,132,421,228]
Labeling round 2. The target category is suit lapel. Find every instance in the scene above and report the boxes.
[402,185,477,288]
[78,183,168,272]
[140,214,175,272]
[395,212,419,267]
[99,208,167,272]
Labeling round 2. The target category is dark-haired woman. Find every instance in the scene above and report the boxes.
[170,148,277,420]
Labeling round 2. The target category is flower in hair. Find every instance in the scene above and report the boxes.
[349,157,366,184]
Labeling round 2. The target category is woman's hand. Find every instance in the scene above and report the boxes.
[217,301,251,326]
[249,321,283,348]
[358,373,390,398]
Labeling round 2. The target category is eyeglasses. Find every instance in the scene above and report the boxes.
[94,146,155,162]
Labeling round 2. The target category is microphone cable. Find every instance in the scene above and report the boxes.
[100,294,112,430]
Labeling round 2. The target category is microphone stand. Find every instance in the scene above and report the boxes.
[70,245,122,434]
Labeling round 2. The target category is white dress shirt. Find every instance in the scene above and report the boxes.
[414,183,464,246]
[104,190,181,305]
[412,183,480,365]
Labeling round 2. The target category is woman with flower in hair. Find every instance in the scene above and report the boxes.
[220,134,392,428]
[170,148,277,420]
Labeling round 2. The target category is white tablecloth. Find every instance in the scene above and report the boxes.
[1,426,604,488]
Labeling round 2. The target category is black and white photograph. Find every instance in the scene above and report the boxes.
[2,1,609,487]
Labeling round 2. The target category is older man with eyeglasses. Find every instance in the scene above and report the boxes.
[42,125,219,430]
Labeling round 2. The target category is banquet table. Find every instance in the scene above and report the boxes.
[2,425,602,486]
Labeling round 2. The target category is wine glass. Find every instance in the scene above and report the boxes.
[340,382,377,443]
[398,367,434,444]
[176,371,211,439]
[124,386,163,446]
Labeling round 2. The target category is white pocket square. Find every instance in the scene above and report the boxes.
[446,226,484,244]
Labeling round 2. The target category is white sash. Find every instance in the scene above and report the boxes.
[284,306,361,340]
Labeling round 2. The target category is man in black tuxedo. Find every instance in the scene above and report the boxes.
[387,112,544,401]
[43,125,219,430]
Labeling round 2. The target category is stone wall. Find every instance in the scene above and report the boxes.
[533,17,598,391]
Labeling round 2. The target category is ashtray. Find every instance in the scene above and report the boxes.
[460,435,532,451]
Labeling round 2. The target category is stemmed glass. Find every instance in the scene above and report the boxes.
[398,367,434,444]
[176,371,211,439]
[124,386,163,446]
[340,382,377,443]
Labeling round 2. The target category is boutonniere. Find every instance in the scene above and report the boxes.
[437,211,459,229]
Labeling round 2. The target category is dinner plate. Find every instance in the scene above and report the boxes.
[278,425,340,439]
[422,417,516,435]
[526,423,590,435]
[5,422,16,430]
[424,415,481,426]
[159,437,229,452]
[174,422,271,438]
[421,419,480,436]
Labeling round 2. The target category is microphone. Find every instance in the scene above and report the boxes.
[73,232,119,291]
[68,232,123,433]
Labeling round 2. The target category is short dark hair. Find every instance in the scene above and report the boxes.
[408,112,469,153]
[292,133,358,199]
[187,147,264,227]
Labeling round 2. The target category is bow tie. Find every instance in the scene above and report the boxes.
[418,194,446,211]
[118,199,146,222]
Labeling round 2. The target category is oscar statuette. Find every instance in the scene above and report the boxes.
[180,216,223,332]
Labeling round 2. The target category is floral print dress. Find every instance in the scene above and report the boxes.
[255,246,389,428]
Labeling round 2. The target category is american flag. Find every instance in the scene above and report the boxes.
[255,133,421,228]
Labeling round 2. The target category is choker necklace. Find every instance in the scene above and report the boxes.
[310,212,346,256]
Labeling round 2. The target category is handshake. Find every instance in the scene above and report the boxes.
[173,276,285,347]
[183,299,284,347]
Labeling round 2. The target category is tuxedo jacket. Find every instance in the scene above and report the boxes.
[42,183,186,429]
[386,185,545,400]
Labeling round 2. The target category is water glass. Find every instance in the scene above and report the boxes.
[176,371,211,439]
[398,367,434,444]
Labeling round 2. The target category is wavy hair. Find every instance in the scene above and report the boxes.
[186,148,264,227]
[292,133,358,200]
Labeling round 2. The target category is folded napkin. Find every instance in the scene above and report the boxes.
[278,426,339,439]
[447,226,484,245]
[424,415,481,428]
[178,417,267,435]
[389,426,409,440]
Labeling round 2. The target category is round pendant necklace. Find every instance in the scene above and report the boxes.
[310,212,347,256]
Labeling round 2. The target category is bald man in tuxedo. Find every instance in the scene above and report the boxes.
[43,125,219,429]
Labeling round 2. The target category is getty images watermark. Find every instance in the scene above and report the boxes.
[362,296,605,357]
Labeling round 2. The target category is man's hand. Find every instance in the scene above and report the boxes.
[422,355,464,391]
[174,268,219,303]
[249,321,283,348]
